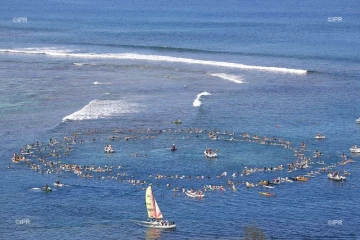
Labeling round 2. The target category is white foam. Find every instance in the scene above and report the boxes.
[0,48,308,75]
[193,92,212,107]
[208,73,248,84]
[62,99,140,122]
[73,62,97,66]
[93,81,112,85]
[0,47,72,55]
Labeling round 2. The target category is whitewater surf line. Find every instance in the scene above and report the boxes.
[62,99,140,122]
[0,48,308,75]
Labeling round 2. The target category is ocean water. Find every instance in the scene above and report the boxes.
[1,0,360,239]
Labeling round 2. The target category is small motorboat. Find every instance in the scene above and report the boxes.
[204,149,217,158]
[53,181,64,187]
[356,117,360,124]
[328,172,346,181]
[349,145,360,153]
[315,134,325,139]
[104,144,114,153]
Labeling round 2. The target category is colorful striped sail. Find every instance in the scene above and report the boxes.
[145,185,163,219]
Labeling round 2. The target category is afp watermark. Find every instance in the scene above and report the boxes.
[328,17,342,22]
[328,220,342,226]
[13,17,28,23]
[15,218,31,225]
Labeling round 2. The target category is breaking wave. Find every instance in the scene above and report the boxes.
[208,73,247,84]
[62,99,140,122]
[0,48,308,75]
[193,92,212,107]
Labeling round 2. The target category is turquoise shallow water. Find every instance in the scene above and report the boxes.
[1,0,360,239]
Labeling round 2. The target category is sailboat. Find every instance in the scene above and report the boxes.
[140,185,176,229]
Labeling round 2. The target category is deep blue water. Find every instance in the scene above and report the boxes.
[1,0,360,239]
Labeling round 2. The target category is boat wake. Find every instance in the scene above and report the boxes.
[0,48,308,75]
[208,73,248,84]
[93,81,112,85]
[30,187,42,192]
[62,99,141,122]
[193,92,212,107]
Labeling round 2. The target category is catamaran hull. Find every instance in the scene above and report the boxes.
[349,148,360,153]
[135,221,176,229]
[144,224,176,229]
[204,151,217,158]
